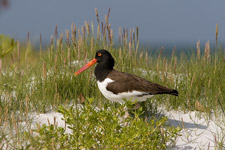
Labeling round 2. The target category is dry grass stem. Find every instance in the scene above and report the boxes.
[136,26,139,42]
[54,54,58,73]
[165,57,168,73]
[71,23,75,43]
[101,21,104,36]
[72,28,77,49]
[173,57,177,73]
[17,40,20,63]
[129,41,132,57]
[82,26,85,41]
[145,52,148,64]
[27,32,30,43]
[60,33,63,51]
[95,8,100,24]
[107,8,110,21]
[39,33,42,52]
[124,29,128,51]
[204,40,210,64]
[110,28,113,45]
[172,46,176,59]
[139,51,143,59]
[216,24,219,48]
[107,24,111,43]
[68,47,71,66]
[119,26,121,47]
[162,57,167,81]
[130,28,132,44]
[54,24,58,40]
[78,30,82,60]
[85,21,90,35]
[56,39,60,49]
[97,24,100,41]
[51,35,54,49]
[195,100,207,112]
[74,24,77,40]
[119,47,122,59]
[91,37,94,54]
[66,30,70,47]
[25,96,29,120]
[190,72,195,88]
[105,15,108,30]
[197,40,200,60]
[133,28,135,44]
[42,63,46,80]
[157,47,164,71]
[208,78,211,88]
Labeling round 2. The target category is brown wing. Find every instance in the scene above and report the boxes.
[106,70,178,96]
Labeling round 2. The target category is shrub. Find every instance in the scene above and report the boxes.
[24,99,181,150]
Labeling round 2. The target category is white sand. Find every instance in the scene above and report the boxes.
[165,110,224,149]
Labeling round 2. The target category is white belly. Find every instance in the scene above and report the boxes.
[97,78,153,103]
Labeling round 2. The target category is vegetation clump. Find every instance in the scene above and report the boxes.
[24,99,181,150]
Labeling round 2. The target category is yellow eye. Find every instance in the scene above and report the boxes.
[98,53,102,56]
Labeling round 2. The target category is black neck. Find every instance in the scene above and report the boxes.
[94,62,113,82]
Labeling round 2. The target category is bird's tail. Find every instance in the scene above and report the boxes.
[169,89,179,96]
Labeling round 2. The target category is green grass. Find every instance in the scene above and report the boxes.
[0,12,225,149]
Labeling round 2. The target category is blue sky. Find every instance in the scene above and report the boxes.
[0,0,225,45]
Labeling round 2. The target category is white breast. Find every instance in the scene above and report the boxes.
[97,78,153,103]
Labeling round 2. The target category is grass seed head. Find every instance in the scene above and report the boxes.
[82,26,85,41]
[197,40,200,59]
[66,30,70,46]
[119,26,121,47]
[27,32,30,43]
[204,40,210,64]
[136,26,139,42]
[216,24,219,46]
[54,24,58,39]
[130,28,132,44]
[51,35,54,47]
[95,8,100,24]
[133,28,135,44]
[60,33,63,46]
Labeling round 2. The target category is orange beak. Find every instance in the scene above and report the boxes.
[74,58,97,75]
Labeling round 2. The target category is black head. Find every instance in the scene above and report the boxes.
[94,49,115,81]
[95,49,115,68]
[74,49,115,79]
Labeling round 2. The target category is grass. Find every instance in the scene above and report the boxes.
[0,9,225,149]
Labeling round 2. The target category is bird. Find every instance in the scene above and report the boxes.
[75,49,178,103]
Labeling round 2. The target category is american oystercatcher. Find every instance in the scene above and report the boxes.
[75,49,178,103]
